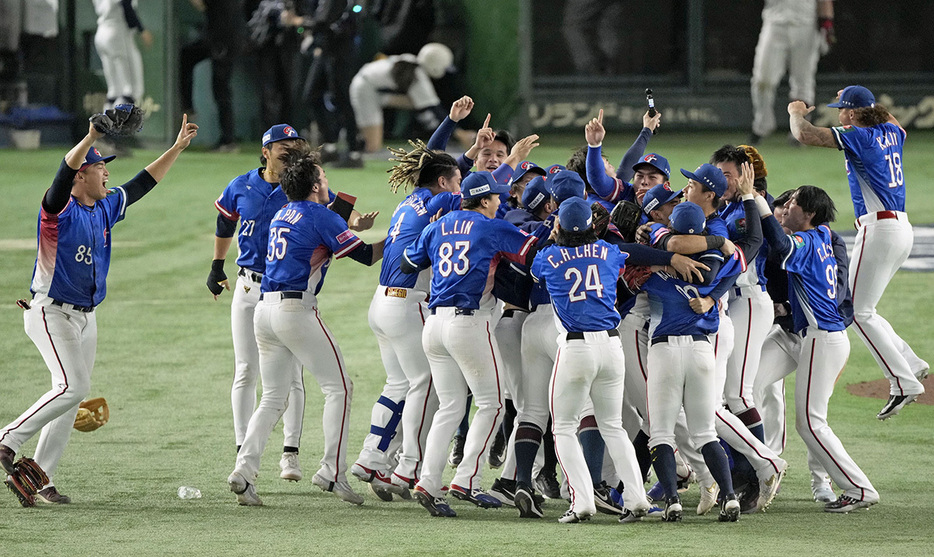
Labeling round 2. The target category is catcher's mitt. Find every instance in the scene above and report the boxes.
[89,104,145,136]
[73,397,109,432]
[610,200,643,243]
[737,144,767,179]
[4,457,49,507]
[590,201,610,238]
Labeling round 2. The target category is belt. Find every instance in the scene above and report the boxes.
[239,267,263,283]
[259,291,304,301]
[430,307,475,316]
[385,287,407,299]
[732,285,767,297]
[51,299,95,313]
[651,334,708,346]
[855,210,902,229]
[566,329,620,341]
[502,308,529,319]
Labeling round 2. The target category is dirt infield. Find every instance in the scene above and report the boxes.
[846,374,933,405]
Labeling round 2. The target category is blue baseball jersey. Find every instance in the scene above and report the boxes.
[403,211,537,309]
[31,182,129,307]
[780,225,845,333]
[719,199,769,287]
[379,188,462,288]
[261,200,362,294]
[531,240,629,332]
[831,122,907,217]
[643,251,743,337]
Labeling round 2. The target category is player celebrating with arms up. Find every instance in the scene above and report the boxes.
[1,115,198,506]
[788,86,928,419]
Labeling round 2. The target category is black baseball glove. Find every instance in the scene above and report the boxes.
[90,104,145,136]
[610,200,643,243]
[207,259,229,296]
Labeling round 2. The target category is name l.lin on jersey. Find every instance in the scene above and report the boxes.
[440,220,473,236]
[546,244,610,269]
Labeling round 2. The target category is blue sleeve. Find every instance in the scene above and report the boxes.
[494,219,537,258]
[617,128,653,183]
[99,187,128,226]
[761,214,793,261]
[403,223,433,271]
[456,154,473,177]
[706,271,738,300]
[215,178,241,221]
[586,146,624,201]
[427,116,457,151]
[493,163,514,184]
[426,192,462,216]
[121,0,144,31]
[319,210,362,258]
[327,189,337,204]
[530,250,545,282]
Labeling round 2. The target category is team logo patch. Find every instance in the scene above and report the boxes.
[644,154,657,163]
[336,229,355,243]
[469,185,491,196]
[93,147,102,157]
[839,125,854,133]
[283,126,296,137]
[792,235,806,248]
[263,133,272,143]
[735,217,746,235]
[521,161,531,170]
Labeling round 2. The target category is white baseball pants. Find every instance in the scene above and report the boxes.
[94,21,144,105]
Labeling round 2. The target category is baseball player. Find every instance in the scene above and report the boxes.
[351,144,463,498]
[401,171,549,517]
[749,0,834,144]
[788,86,928,419]
[0,116,198,504]
[209,125,310,482]
[752,184,879,512]
[92,0,151,110]
[227,150,384,507]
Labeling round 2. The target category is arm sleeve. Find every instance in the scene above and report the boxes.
[730,197,764,263]
[617,128,653,183]
[456,154,473,177]
[586,146,625,202]
[121,170,158,206]
[706,271,738,300]
[121,0,144,31]
[761,214,793,260]
[694,253,724,286]
[427,116,457,151]
[344,242,376,265]
[619,242,674,267]
[216,213,237,238]
[402,225,433,273]
[43,159,79,214]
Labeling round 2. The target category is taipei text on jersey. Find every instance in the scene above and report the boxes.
[31,185,129,307]
[403,211,536,309]
[531,240,629,332]
[261,201,362,294]
[832,122,907,217]
[380,189,461,288]
[215,169,288,273]
[780,225,845,333]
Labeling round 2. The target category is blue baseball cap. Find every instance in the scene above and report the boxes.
[461,171,510,199]
[549,170,586,204]
[544,164,566,178]
[632,153,670,179]
[558,197,593,232]
[669,201,706,235]
[827,85,875,109]
[681,163,727,197]
[262,124,305,147]
[521,176,550,213]
[79,146,116,171]
[509,160,546,185]
[641,183,683,215]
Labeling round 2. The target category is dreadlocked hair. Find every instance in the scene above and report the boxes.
[279,150,322,202]
[387,139,459,194]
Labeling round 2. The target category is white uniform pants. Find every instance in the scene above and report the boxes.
[0,304,96,486]
[416,308,504,495]
[753,324,801,454]
[724,288,774,412]
[359,285,437,480]
[849,214,925,396]
[231,273,304,448]
[235,293,353,483]
[551,331,645,517]
[94,21,144,105]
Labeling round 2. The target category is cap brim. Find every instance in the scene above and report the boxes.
[633,161,670,178]
[826,101,845,108]
[263,135,306,147]
[680,168,700,182]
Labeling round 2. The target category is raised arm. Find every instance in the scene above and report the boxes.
[617,111,660,183]
[788,101,836,148]
[144,114,199,182]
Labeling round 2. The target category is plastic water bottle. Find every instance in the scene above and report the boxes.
[177,486,202,499]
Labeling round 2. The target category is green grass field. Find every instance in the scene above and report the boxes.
[1,131,933,556]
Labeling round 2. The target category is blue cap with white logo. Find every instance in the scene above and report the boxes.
[461,171,510,199]
[549,170,586,204]
[79,146,116,171]
[262,124,305,147]
[641,183,683,215]
[633,153,670,179]
[521,176,550,213]
[669,201,706,235]
[509,160,546,185]
[558,197,593,232]
[680,163,727,197]
[827,85,875,109]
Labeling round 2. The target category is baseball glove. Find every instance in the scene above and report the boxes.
[89,104,145,136]
[590,201,610,238]
[73,397,109,432]
[610,200,643,243]
[737,144,767,179]
[4,457,49,507]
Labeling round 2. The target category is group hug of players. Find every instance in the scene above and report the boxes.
[216,86,924,523]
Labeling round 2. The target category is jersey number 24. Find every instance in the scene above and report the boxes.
[566,264,604,302]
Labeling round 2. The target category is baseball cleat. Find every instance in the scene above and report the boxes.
[488,429,507,469]
[514,482,543,519]
[697,481,719,515]
[756,460,787,512]
[351,462,405,495]
[228,471,263,506]
[876,394,919,420]
[812,484,836,503]
[646,481,666,502]
[594,482,623,515]
[0,445,15,475]
[535,471,561,499]
[391,472,417,499]
[914,361,930,382]
[489,477,517,506]
[279,452,302,481]
[558,508,593,523]
[718,496,741,522]
[36,486,71,504]
[448,435,465,468]
[368,482,394,502]
[662,497,683,522]
[312,472,364,505]
[449,484,502,508]
[414,485,456,517]
[824,494,878,513]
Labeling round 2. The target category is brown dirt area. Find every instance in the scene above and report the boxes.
[846,374,933,404]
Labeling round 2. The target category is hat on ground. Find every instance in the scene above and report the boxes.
[632,153,671,179]
[521,176,550,213]
[509,160,546,185]
[642,183,683,215]
[558,197,593,232]
[548,170,586,204]
[669,201,706,235]
[680,163,727,197]
[263,124,304,147]
[461,171,510,199]
[827,85,875,109]
[79,146,116,171]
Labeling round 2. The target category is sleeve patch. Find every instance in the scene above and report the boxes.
[792,235,806,249]
[336,229,356,243]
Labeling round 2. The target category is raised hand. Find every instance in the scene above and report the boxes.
[450,96,474,122]
[585,109,606,146]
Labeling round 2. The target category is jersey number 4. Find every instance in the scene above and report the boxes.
[566,264,604,302]
[267,227,291,261]
[438,241,470,277]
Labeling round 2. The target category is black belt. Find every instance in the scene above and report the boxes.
[502,309,529,319]
[51,299,95,313]
[566,329,620,340]
[651,334,709,346]
[430,307,475,316]
[238,268,263,283]
[259,291,304,301]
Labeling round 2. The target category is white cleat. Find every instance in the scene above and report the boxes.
[756,459,787,512]
[228,471,263,506]
[279,452,302,481]
[312,472,364,505]
[697,481,719,515]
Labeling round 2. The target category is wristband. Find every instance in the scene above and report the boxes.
[706,235,725,250]
[212,259,225,271]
